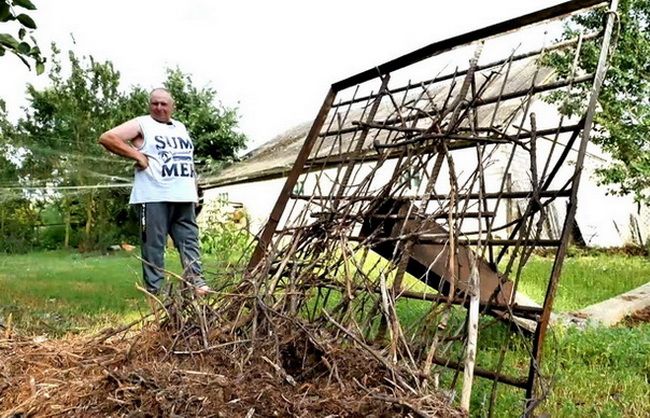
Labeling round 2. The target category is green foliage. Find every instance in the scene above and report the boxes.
[542,324,650,417]
[464,321,650,417]
[0,106,20,179]
[0,47,247,253]
[544,0,650,204]
[39,224,67,250]
[0,249,224,335]
[0,0,44,73]
[164,68,247,168]
[517,253,650,311]
[0,197,38,253]
[1,250,647,415]
[199,202,252,266]
[0,250,147,335]
[12,46,141,251]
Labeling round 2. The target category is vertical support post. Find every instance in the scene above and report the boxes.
[461,251,480,412]
[246,88,337,272]
[524,0,619,413]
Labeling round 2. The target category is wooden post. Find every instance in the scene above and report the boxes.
[461,250,480,411]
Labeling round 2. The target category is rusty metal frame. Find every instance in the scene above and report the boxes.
[245,0,617,414]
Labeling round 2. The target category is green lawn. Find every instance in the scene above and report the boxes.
[1,250,648,416]
[301,251,650,417]
[0,249,209,335]
[518,254,650,311]
[439,319,650,417]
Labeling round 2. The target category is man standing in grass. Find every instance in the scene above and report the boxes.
[99,88,210,296]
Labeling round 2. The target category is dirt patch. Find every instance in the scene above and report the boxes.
[621,306,650,327]
[0,322,462,417]
[570,311,589,319]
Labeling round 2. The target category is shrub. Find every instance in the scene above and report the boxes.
[199,202,253,266]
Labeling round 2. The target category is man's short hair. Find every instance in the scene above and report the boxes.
[149,88,174,104]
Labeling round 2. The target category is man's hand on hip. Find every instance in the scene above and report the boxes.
[135,153,149,170]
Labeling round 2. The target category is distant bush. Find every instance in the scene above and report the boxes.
[0,199,38,254]
[199,202,253,266]
[38,225,67,250]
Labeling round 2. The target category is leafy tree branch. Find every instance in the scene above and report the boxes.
[0,0,44,75]
[544,0,650,204]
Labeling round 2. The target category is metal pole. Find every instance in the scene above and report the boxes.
[333,0,605,90]
[246,88,337,272]
[525,0,620,413]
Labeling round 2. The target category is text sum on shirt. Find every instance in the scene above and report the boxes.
[154,135,193,150]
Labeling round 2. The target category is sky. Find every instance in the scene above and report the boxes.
[0,0,567,152]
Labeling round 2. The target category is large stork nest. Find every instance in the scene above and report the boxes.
[0,283,463,418]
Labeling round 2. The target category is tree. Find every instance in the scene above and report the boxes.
[164,68,247,169]
[0,108,41,253]
[5,47,247,251]
[545,0,650,204]
[15,46,138,250]
[0,0,44,75]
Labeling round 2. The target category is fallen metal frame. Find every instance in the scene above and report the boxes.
[245,0,618,414]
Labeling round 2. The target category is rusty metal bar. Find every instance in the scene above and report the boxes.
[246,88,337,272]
[333,75,391,203]
[292,189,571,202]
[322,75,593,139]
[431,356,529,389]
[304,139,557,173]
[309,211,495,220]
[496,122,584,264]
[332,0,605,91]
[348,236,562,247]
[333,31,601,109]
[541,118,585,190]
[231,1,614,415]
[311,283,543,319]
[202,121,583,190]
[374,212,496,220]
[525,0,619,408]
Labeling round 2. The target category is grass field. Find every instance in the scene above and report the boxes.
[0,250,198,335]
[518,253,650,311]
[1,249,648,416]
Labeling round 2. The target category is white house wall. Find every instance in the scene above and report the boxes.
[202,138,650,248]
[201,177,286,236]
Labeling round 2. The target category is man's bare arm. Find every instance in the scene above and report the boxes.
[99,119,149,169]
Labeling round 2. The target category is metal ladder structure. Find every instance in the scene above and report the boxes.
[245,0,619,413]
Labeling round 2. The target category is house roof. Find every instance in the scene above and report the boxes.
[200,120,313,189]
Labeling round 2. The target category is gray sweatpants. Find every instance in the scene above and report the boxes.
[138,202,206,293]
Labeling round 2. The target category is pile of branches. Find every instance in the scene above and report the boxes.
[0,286,463,418]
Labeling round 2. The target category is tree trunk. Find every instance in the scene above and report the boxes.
[64,206,71,249]
[84,192,95,246]
[0,204,4,239]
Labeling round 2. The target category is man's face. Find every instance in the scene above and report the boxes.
[149,90,174,122]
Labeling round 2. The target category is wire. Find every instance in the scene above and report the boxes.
[0,183,132,192]
[13,143,132,164]
[0,168,132,188]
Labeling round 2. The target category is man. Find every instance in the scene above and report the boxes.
[99,88,210,296]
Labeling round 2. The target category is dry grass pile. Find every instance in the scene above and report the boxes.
[0,291,463,418]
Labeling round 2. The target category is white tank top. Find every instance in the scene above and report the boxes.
[129,115,199,204]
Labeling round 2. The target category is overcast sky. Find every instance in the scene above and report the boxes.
[1,0,565,151]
